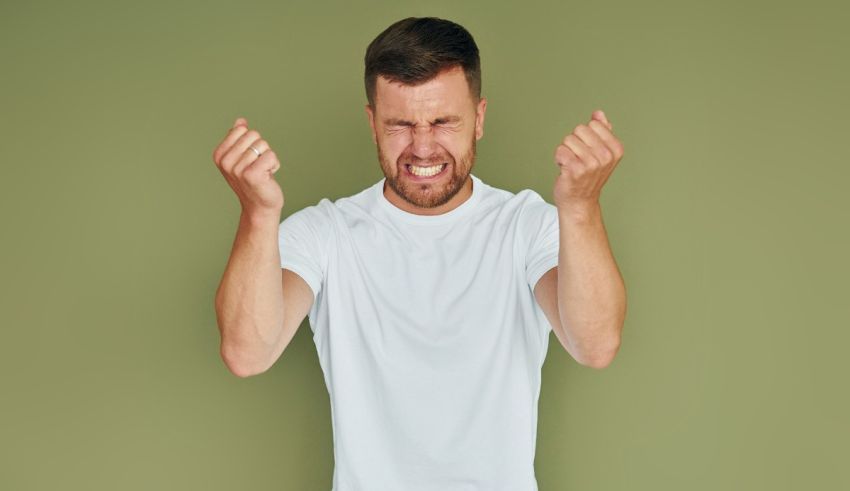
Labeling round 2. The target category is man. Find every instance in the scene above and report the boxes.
[213,16,626,491]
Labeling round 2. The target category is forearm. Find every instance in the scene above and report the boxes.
[556,203,626,367]
[214,209,285,375]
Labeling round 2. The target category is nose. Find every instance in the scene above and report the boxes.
[410,124,437,160]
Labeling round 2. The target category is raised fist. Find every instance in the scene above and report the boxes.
[553,109,624,212]
[212,117,284,216]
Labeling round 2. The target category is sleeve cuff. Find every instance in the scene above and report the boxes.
[526,256,559,291]
[281,260,322,302]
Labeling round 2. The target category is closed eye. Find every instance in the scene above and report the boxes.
[382,116,462,129]
[432,116,461,126]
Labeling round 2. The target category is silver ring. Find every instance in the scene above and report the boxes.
[248,145,261,156]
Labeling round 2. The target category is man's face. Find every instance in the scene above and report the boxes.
[366,65,487,209]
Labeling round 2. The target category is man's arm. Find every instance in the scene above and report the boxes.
[214,211,284,377]
[211,117,313,377]
[535,205,626,369]
[538,109,627,368]
[214,211,313,377]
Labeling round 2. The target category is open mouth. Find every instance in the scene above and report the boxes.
[404,163,448,180]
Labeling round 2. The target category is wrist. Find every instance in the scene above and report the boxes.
[556,200,602,225]
[240,207,282,226]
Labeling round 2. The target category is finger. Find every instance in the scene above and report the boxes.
[265,149,281,174]
[574,124,614,165]
[268,157,280,175]
[233,116,248,128]
[233,139,271,177]
[592,109,612,131]
[562,133,599,169]
[221,129,262,173]
[213,124,249,165]
[554,144,579,173]
[244,150,280,182]
[588,120,624,161]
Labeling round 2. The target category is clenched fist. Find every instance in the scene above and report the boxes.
[212,117,284,216]
[553,110,624,212]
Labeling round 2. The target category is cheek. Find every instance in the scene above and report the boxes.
[434,133,467,159]
[378,136,406,160]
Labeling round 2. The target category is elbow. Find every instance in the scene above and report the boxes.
[580,310,626,369]
[220,342,271,378]
[225,361,267,378]
[578,333,622,370]
[582,353,616,370]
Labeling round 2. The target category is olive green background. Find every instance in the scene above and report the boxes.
[1,0,847,489]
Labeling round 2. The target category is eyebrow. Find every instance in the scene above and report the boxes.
[383,115,461,126]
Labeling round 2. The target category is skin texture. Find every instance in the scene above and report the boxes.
[365,66,628,369]
[365,66,487,214]
[212,118,314,377]
[213,64,627,375]
[212,118,283,217]
[534,110,627,369]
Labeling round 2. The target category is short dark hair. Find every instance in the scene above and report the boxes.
[364,17,481,108]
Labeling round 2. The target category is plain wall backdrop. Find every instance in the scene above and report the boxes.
[1,0,847,489]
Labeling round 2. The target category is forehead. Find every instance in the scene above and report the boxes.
[374,66,474,117]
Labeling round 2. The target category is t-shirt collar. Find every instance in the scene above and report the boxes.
[375,173,482,225]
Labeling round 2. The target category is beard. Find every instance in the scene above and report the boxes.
[378,138,477,209]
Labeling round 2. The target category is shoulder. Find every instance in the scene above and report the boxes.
[472,176,545,213]
[279,180,382,234]
[482,179,555,220]
[514,187,552,207]
[280,198,334,227]
[278,197,341,252]
[502,188,558,240]
[282,179,373,219]
[519,189,557,218]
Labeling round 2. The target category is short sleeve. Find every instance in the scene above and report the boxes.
[523,195,560,291]
[278,203,330,302]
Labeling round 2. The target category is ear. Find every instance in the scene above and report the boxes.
[365,104,377,145]
[474,97,487,141]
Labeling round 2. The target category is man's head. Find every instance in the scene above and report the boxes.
[364,17,487,211]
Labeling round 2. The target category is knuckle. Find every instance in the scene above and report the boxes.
[245,129,260,140]
[223,155,240,171]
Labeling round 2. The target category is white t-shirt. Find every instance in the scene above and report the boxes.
[278,173,560,491]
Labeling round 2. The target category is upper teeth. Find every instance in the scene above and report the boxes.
[409,164,445,177]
